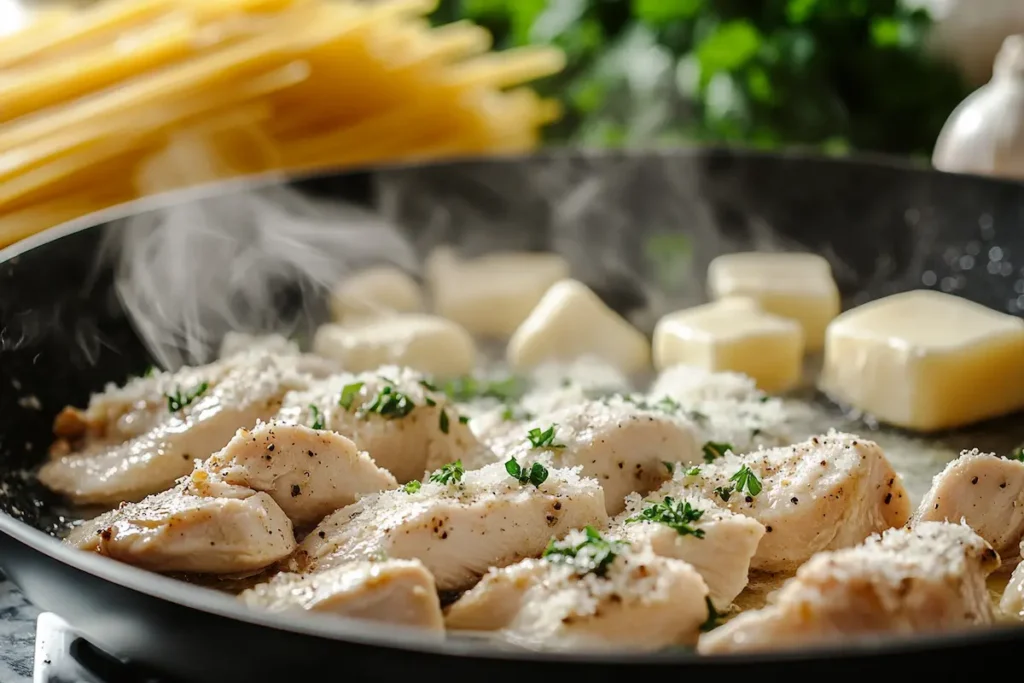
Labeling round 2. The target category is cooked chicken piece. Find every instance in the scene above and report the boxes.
[683,432,910,572]
[288,460,607,591]
[187,421,397,527]
[239,559,444,631]
[66,480,295,574]
[40,352,333,506]
[698,522,999,654]
[610,489,765,609]
[999,540,1024,617]
[275,366,480,484]
[445,527,709,651]
[913,449,1024,565]
[487,397,702,516]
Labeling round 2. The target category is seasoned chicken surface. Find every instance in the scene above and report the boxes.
[445,527,710,651]
[288,461,607,591]
[683,432,911,572]
[485,397,701,515]
[187,422,397,526]
[913,449,1024,565]
[66,480,295,574]
[275,366,480,484]
[239,559,444,631]
[610,490,765,609]
[698,522,999,654]
[40,352,337,506]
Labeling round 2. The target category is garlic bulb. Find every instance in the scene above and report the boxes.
[932,34,1024,180]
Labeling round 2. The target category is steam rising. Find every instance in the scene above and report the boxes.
[106,184,417,371]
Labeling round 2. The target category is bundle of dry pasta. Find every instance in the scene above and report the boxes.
[0,0,564,247]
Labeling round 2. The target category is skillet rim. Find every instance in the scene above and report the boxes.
[3,145,1024,666]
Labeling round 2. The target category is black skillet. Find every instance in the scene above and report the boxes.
[3,148,1024,681]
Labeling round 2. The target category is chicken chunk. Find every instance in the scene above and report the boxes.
[490,397,702,515]
[239,559,444,631]
[288,461,607,591]
[66,481,295,574]
[999,540,1024,617]
[41,352,336,506]
[913,449,1024,565]
[275,366,480,484]
[187,421,397,527]
[684,432,910,572]
[611,489,765,609]
[445,527,709,651]
[698,522,999,654]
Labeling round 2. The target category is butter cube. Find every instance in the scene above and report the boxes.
[427,249,570,338]
[507,279,650,375]
[330,267,423,323]
[820,289,1024,432]
[313,314,475,377]
[652,300,804,393]
[707,252,840,352]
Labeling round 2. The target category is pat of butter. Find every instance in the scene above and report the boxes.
[427,249,570,338]
[819,289,1024,432]
[507,279,650,375]
[330,267,423,323]
[313,314,475,377]
[707,252,840,352]
[652,299,804,394]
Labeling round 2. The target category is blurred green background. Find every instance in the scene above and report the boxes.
[431,0,971,159]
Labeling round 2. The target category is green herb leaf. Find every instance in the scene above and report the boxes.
[729,464,763,496]
[700,596,722,632]
[362,386,415,419]
[501,405,534,422]
[144,365,158,378]
[308,404,324,430]
[542,526,627,578]
[527,424,566,449]
[165,381,209,413]
[419,379,438,392]
[686,466,701,476]
[662,461,674,474]
[458,415,470,425]
[338,382,365,410]
[429,460,465,485]
[702,441,733,463]
[714,485,733,502]
[403,480,422,494]
[505,457,549,488]
[439,409,450,434]
[441,374,528,403]
[626,496,705,538]
[1010,446,1024,462]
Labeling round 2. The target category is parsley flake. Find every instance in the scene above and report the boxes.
[441,375,527,403]
[662,460,675,474]
[165,382,209,413]
[504,457,549,488]
[458,415,470,425]
[542,526,627,578]
[700,596,723,632]
[338,382,364,410]
[402,480,422,494]
[501,405,533,422]
[685,466,701,476]
[527,424,565,449]
[308,404,325,430]
[429,460,464,485]
[362,386,415,419]
[1010,446,1024,462]
[701,441,733,463]
[714,485,733,502]
[439,409,450,434]
[729,464,763,496]
[626,496,705,538]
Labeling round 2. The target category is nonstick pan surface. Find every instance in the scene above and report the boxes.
[4,148,1024,681]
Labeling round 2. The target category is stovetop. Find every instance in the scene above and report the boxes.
[34,612,170,683]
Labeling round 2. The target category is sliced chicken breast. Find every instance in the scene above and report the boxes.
[446,527,709,651]
[40,352,332,506]
[66,480,295,574]
[611,489,765,609]
[275,366,480,484]
[684,432,910,572]
[491,397,701,515]
[187,421,397,527]
[239,559,444,631]
[288,460,607,591]
[913,449,1024,565]
[1000,540,1024,617]
[698,522,999,654]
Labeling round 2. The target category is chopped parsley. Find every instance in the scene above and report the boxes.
[338,382,364,410]
[418,379,438,392]
[505,457,549,488]
[308,404,324,430]
[144,365,158,378]
[700,596,723,632]
[402,480,422,494]
[440,374,527,403]
[729,464,763,496]
[439,409,450,434]
[714,485,733,502]
[626,496,705,538]
[458,415,470,425]
[701,441,733,463]
[429,460,465,485]
[662,461,675,474]
[501,405,533,422]
[361,385,415,419]
[165,382,209,412]
[687,410,707,425]
[685,466,701,476]
[527,424,565,449]
[1010,446,1024,462]
[542,526,627,578]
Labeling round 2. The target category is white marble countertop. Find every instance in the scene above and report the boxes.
[0,575,38,683]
